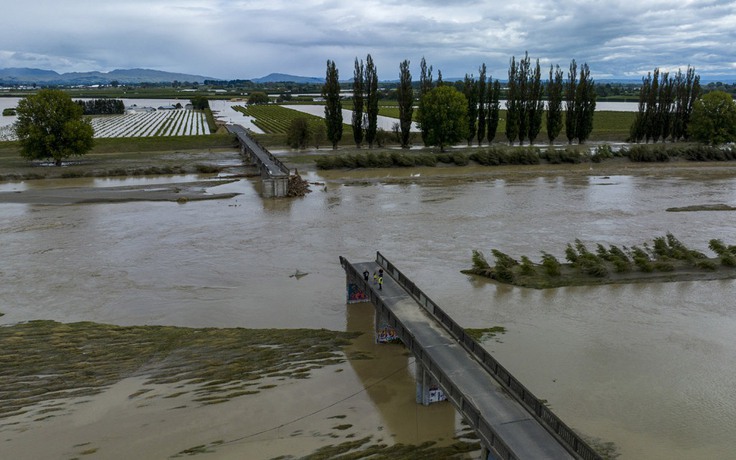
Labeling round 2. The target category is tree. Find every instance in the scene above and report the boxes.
[526,58,544,144]
[417,85,468,152]
[672,66,701,141]
[14,89,94,166]
[418,57,434,146]
[575,62,596,144]
[397,59,413,148]
[565,59,578,144]
[322,60,343,149]
[689,91,736,145]
[476,64,487,145]
[564,60,596,144]
[462,73,478,145]
[365,54,379,148]
[506,56,520,144]
[487,79,501,143]
[286,117,310,149]
[351,58,364,147]
[247,91,269,105]
[546,65,564,143]
[190,96,209,111]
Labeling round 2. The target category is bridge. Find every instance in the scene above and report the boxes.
[340,252,602,460]
[226,124,290,198]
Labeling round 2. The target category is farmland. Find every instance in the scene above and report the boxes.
[91,109,210,137]
[232,104,324,134]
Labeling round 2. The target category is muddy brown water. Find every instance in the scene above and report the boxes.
[1,164,736,459]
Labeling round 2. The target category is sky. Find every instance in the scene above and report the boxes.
[1,0,734,82]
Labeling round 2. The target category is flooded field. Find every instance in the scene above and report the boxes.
[1,161,736,458]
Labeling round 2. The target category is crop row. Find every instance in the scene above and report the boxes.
[232,105,323,134]
[90,109,211,138]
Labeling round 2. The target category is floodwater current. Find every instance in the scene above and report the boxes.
[1,163,736,459]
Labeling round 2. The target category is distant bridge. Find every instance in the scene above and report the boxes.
[340,252,602,460]
[227,124,290,198]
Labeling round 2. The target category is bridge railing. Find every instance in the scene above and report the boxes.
[339,256,517,460]
[230,125,290,176]
[374,251,602,460]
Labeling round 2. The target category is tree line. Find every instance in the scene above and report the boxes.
[74,98,125,115]
[322,53,598,151]
[629,67,701,143]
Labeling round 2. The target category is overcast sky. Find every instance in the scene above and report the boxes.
[1,0,734,81]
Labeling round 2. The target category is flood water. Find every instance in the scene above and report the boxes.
[2,164,736,459]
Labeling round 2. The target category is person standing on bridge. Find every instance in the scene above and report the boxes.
[363,269,370,281]
[378,275,383,290]
[373,271,378,284]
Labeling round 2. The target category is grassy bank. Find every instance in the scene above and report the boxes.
[0,133,239,181]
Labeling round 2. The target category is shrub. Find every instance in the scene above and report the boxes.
[472,250,490,270]
[627,144,670,162]
[540,252,561,276]
[520,256,536,276]
[452,152,469,166]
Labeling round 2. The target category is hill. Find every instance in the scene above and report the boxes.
[251,73,323,84]
[0,68,216,85]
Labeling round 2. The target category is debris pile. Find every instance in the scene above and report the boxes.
[286,170,312,197]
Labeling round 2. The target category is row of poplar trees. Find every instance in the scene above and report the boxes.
[323,53,598,150]
[422,53,596,146]
[629,66,700,143]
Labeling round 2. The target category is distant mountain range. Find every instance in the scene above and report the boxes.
[1,67,731,86]
[250,73,323,84]
[0,68,217,85]
[0,68,327,86]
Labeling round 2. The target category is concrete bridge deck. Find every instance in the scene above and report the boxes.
[343,257,587,459]
[227,124,290,197]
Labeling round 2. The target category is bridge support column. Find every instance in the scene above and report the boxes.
[345,279,369,304]
[375,307,400,344]
[415,364,447,406]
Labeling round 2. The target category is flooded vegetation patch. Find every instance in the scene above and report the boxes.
[266,435,479,460]
[466,234,736,288]
[0,320,360,419]
[464,327,506,342]
[666,203,736,212]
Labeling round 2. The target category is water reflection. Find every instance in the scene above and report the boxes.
[345,302,456,444]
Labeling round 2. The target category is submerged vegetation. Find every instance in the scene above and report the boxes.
[0,321,359,419]
[467,234,736,288]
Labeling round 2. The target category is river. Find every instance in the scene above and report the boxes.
[1,163,735,459]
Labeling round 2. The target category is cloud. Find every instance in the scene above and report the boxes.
[0,0,733,80]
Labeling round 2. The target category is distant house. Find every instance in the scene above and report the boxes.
[126,104,156,114]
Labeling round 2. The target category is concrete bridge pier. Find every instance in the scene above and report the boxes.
[415,365,447,405]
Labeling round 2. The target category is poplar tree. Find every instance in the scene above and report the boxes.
[397,59,413,149]
[418,57,434,146]
[630,73,650,143]
[546,65,564,143]
[487,79,501,143]
[656,71,675,142]
[351,58,364,147]
[526,58,545,144]
[565,59,578,144]
[463,73,478,145]
[476,64,487,145]
[364,54,379,148]
[322,59,343,149]
[672,66,700,141]
[644,68,660,143]
[575,62,596,144]
[506,56,520,144]
[516,53,531,145]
